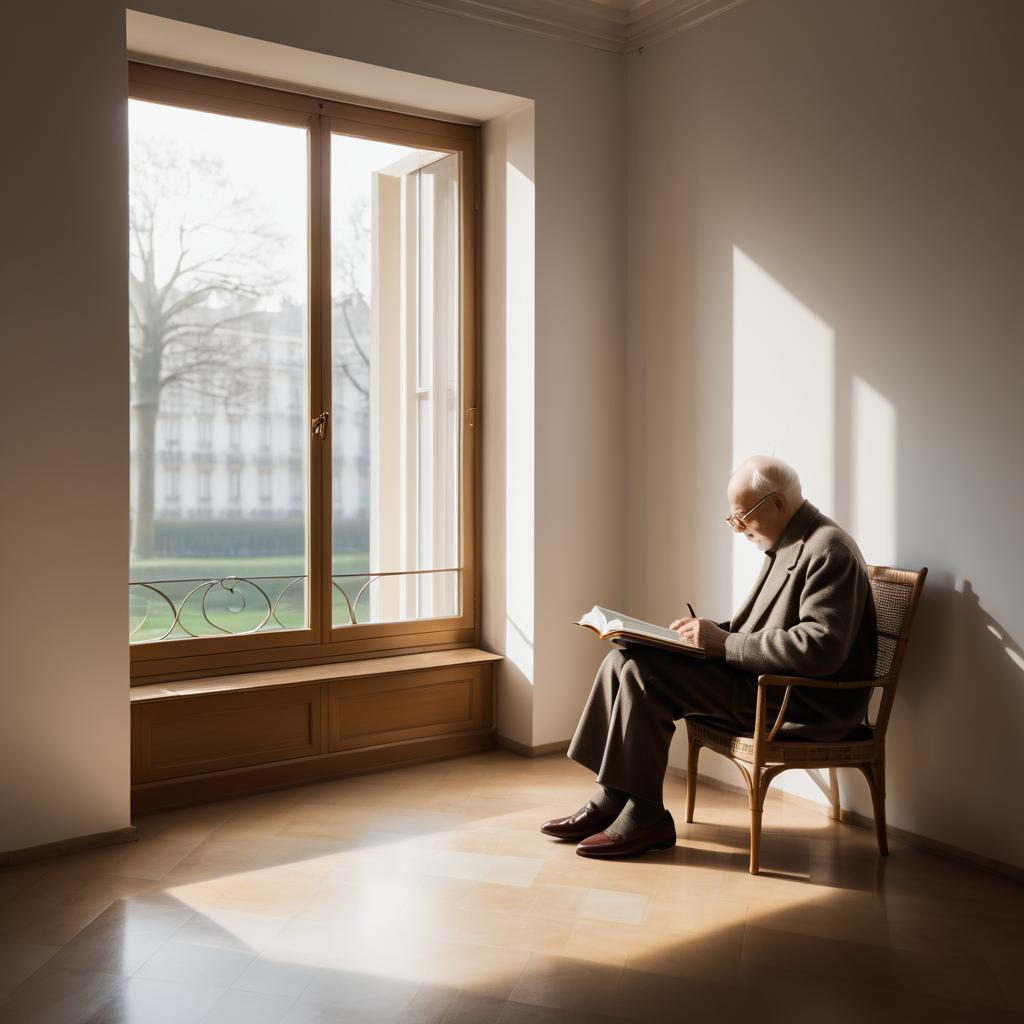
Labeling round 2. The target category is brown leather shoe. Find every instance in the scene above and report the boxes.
[540,801,619,840]
[575,810,677,858]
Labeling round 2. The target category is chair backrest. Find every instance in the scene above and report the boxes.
[867,564,928,736]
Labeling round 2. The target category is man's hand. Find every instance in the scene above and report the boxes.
[669,616,728,659]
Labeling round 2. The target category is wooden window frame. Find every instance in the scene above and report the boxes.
[129,63,480,685]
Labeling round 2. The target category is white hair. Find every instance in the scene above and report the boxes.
[734,456,802,499]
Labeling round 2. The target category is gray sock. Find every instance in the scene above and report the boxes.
[610,795,666,834]
[590,785,628,816]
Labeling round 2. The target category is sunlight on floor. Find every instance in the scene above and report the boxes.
[2,752,1020,1022]
[160,781,835,991]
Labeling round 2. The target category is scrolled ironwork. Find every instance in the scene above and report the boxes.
[331,567,461,626]
[270,576,306,630]
[129,574,304,643]
[128,582,179,640]
[129,566,463,640]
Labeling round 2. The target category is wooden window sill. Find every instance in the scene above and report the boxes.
[129,647,503,704]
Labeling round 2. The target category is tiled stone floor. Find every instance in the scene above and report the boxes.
[0,750,1021,1023]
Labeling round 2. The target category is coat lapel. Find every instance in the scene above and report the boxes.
[739,501,818,634]
[742,542,801,633]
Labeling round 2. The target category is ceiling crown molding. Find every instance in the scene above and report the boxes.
[629,0,754,49]
[392,0,753,53]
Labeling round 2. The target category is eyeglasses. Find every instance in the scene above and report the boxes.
[724,491,779,531]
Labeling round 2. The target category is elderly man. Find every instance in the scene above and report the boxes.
[543,455,877,858]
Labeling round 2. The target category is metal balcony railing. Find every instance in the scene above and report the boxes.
[129,567,460,642]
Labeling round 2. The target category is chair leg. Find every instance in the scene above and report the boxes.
[861,762,888,856]
[747,765,783,875]
[746,768,765,875]
[749,807,763,875]
[828,767,841,821]
[685,736,700,824]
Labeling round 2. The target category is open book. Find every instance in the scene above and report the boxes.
[576,606,706,658]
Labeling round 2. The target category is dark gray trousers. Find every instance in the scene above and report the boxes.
[567,643,760,804]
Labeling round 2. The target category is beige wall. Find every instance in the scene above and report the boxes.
[0,4,132,852]
[627,0,1024,868]
[0,1,626,852]
[5,0,1019,871]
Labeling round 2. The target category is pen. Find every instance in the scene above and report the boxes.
[687,602,696,618]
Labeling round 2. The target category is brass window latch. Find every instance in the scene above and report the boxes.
[312,411,330,438]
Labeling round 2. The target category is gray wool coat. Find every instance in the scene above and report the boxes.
[723,499,878,738]
[566,499,878,801]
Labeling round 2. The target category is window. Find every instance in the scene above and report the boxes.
[163,382,183,412]
[258,468,273,504]
[127,64,478,678]
[162,416,181,448]
[197,417,213,450]
[163,466,180,503]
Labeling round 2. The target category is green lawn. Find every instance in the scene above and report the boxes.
[129,552,377,642]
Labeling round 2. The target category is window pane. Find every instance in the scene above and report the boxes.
[331,135,461,626]
[129,100,309,643]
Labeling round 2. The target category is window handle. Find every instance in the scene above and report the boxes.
[312,411,329,439]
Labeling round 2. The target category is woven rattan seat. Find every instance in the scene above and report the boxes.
[684,565,927,874]
[687,717,876,746]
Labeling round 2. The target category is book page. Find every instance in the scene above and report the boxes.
[606,613,685,644]
[578,606,703,652]
[577,606,610,632]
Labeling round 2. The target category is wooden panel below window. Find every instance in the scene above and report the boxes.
[130,654,497,812]
[328,666,490,751]
[132,684,321,783]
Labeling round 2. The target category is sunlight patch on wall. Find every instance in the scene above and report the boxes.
[505,161,535,682]
[731,247,835,609]
[851,376,897,567]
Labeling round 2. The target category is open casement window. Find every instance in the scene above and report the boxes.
[338,144,461,631]
[128,65,478,683]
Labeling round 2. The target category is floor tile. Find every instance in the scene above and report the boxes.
[580,888,648,925]
[202,987,297,1024]
[230,954,318,998]
[508,953,622,1016]
[0,966,125,1024]
[297,968,420,1019]
[86,975,222,1023]
[0,936,61,992]
[134,941,255,987]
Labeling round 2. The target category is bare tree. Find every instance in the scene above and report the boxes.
[332,197,371,518]
[333,196,371,398]
[129,137,284,560]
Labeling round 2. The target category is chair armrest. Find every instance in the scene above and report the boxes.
[757,674,889,691]
[754,674,890,743]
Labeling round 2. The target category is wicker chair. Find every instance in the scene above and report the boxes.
[684,565,928,875]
